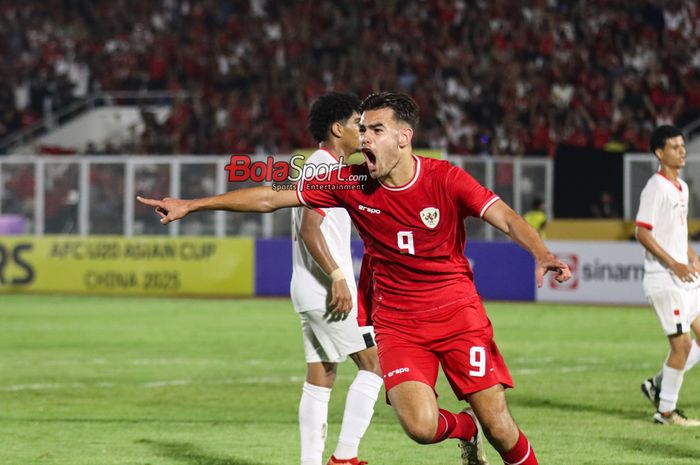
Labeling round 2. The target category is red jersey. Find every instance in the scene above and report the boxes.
[296,156,499,313]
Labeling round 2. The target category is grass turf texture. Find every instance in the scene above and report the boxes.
[1,295,699,465]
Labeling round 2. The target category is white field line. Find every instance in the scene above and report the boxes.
[513,362,653,375]
[0,363,654,392]
[143,379,193,388]
[0,375,307,392]
[10,358,289,367]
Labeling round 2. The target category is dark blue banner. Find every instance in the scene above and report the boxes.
[254,238,292,296]
[465,241,535,301]
[256,239,535,301]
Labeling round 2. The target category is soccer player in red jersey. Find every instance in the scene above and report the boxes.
[138,92,571,465]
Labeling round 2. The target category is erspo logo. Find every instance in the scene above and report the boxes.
[384,367,410,378]
[358,204,381,214]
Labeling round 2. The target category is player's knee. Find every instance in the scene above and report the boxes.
[355,349,382,376]
[402,421,436,444]
[670,335,693,358]
[681,336,692,353]
[396,410,438,444]
[306,362,337,388]
[480,413,518,451]
[358,357,382,376]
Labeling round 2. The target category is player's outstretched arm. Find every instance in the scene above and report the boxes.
[635,227,697,282]
[137,186,300,225]
[483,200,571,287]
[299,208,353,319]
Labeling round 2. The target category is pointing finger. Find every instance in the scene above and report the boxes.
[137,196,161,207]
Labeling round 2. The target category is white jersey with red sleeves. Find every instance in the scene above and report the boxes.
[296,155,499,312]
[635,172,689,274]
[290,148,357,313]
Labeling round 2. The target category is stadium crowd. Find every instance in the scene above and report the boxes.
[0,0,699,156]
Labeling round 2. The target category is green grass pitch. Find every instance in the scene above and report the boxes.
[1,295,699,465]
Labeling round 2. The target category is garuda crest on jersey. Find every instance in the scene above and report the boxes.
[420,207,440,229]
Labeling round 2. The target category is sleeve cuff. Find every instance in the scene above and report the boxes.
[296,180,310,207]
[635,221,653,231]
[479,196,501,218]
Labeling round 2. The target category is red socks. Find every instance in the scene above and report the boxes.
[431,411,538,465]
[501,430,538,465]
[431,408,477,443]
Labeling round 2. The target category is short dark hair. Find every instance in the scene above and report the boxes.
[360,92,419,129]
[650,125,683,154]
[307,93,361,143]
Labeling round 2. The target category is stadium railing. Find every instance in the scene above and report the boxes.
[0,154,551,239]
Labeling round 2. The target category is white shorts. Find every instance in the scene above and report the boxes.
[299,309,375,363]
[644,273,700,336]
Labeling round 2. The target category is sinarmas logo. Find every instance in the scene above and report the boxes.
[224,154,367,189]
[549,253,644,291]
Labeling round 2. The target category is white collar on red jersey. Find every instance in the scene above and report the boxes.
[379,155,421,192]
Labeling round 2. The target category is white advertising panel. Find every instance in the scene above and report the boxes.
[537,241,647,305]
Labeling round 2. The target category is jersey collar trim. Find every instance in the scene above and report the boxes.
[656,171,682,191]
[318,147,340,162]
[379,155,421,192]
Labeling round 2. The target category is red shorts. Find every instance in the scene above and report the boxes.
[373,296,513,400]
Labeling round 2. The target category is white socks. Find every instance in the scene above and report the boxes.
[300,382,331,465]
[332,370,383,460]
[651,339,700,409]
[658,364,684,413]
[299,371,383,464]
[684,340,700,371]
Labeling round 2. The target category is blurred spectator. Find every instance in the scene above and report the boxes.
[44,164,78,233]
[90,165,124,234]
[0,0,699,155]
[591,191,621,219]
[524,197,548,238]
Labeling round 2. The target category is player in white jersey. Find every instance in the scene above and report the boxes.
[636,125,700,426]
[291,93,382,465]
[290,148,357,319]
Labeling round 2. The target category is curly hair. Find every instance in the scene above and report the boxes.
[307,93,361,143]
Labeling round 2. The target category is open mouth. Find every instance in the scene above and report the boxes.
[362,148,377,171]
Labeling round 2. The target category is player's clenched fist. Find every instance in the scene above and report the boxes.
[535,254,572,288]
